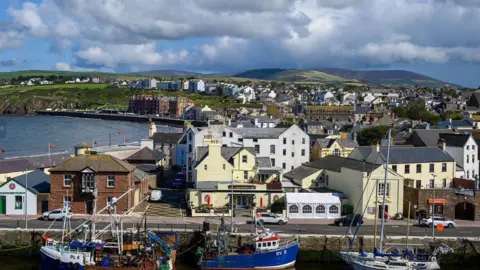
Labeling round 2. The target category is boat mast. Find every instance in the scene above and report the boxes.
[373,178,379,248]
[379,128,392,252]
[91,181,98,241]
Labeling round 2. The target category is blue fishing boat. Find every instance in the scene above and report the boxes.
[196,218,300,269]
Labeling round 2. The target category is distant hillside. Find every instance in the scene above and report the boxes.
[129,70,204,77]
[315,68,457,88]
[0,70,148,80]
[233,69,361,85]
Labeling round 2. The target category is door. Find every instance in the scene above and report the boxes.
[378,205,389,219]
[41,201,48,214]
[86,201,93,214]
[0,196,5,214]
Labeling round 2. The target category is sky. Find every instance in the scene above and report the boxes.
[0,0,480,87]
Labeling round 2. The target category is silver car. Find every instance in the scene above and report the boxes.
[255,212,288,225]
[421,216,456,228]
[41,208,71,221]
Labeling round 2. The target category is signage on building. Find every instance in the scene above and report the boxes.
[228,185,255,190]
[8,183,15,190]
[428,199,446,204]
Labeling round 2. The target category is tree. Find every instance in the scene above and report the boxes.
[356,125,389,146]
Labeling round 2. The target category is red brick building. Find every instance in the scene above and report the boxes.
[48,154,144,214]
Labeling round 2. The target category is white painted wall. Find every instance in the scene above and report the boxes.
[445,136,479,179]
[0,180,37,215]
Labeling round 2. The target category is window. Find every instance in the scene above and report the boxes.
[392,165,397,172]
[473,155,476,163]
[429,179,434,188]
[238,138,243,142]
[429,164,434,173]
[64,196,72,207]
[188,144,192,153]
[467,145,470,150]
[378,183,390,196]
[283,138,287,144]
[292,140,295,145]
[229,132,233,138]
[282,163,286,169]
[253,138,258,143]
[473,145,476,150]
[289,205,299,213]
[302,138,306,144]
[316,205,326,214]
[416,180,421,189]
[467,171,470,178]
[291,152,295,157]
[15,196,22,210]
[244,171,248,180]
[82,174,95,190]
[416,164,422,173]
[188,132,192,141]
[291,166,294,170]
[442,179,447,188]
[329,205,339,214]
[223,164,226,170]
[302,205,312,213]
[242,155,248,163]
[271,158,275,167]
[301,149,305,156]
[267,242,271,247]
[222,131,226,137]
[204,164,208,170]
[106,176,115,188]
[270,145,275,154]
[283,149,286,156]
[442,163,447,172]
[262,243,267,247]
[404,165,410,174]
[64,174,72,187]
[255,145,260,154]
[467,155,470,164]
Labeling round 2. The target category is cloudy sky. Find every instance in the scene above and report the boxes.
[0,0,480,87]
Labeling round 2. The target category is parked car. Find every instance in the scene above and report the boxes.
[41,208,71,221]
[255,212,288,225]
[421,216,456,228]
[150,190,163,202]
[334,214,364,226]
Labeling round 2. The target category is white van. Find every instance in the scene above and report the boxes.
[150,190,163,202]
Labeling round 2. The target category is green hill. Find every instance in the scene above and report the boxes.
[233,69,363,85]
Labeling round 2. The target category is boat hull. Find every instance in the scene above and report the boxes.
[341,252,441,270]
[41,247,85,270]
[201,241,299,269]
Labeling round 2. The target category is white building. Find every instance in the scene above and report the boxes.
[188,80,205,93]
[181,124,310,183]
[439,133,479,180]
[286,192,341,219]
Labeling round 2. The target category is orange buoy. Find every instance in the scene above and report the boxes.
[437,223,444,232]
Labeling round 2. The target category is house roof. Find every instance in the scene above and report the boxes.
[439,133,472,148]
[411,129,454,146]
[11,169,50,194]
[230,121,256,128]
[0,154,72,174]
[49,154,136,173]
[286,192,341,204]
[350,146,455,164]
[195,146,256,165]
[281,180,301,188]
[230,127,287,139]
[305,156,381,172]
[152,132,183,144]
[284,166,320,180]
[437,120,473,128]
[255,157,272,168]
[126,147,163,162]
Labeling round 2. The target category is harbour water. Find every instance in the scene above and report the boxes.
[0,115,177,158]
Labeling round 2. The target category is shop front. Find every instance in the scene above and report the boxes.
[0,179,37,215]
[428,199,446,216]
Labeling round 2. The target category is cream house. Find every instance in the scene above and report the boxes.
[311,138,358,161]
[188,137,283,216]
[284,155,404,219]
[348,145,456,189]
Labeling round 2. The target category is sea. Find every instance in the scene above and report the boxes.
[0,115,179,159]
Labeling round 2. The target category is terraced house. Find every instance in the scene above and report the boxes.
[303,105,354,122]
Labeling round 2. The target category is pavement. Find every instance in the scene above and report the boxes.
[1,215,480,237]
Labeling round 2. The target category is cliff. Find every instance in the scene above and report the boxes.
[0,96,82,115]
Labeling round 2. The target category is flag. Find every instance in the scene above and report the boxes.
[117,131,123,135]
[93,141,98,146]
[0,148,5,153]
[49,144,55,148]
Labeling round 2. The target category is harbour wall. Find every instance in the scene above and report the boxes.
[35,110,208,127]
[1,229,480,266]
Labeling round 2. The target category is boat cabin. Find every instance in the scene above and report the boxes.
[254,230,281,251]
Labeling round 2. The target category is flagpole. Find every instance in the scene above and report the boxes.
[48,143,50,157]
[24,169,28,230]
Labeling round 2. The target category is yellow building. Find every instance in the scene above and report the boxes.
[284,155,404,219]
[188,137,284,216]
[348,145,456,189]
[311,138,358,161]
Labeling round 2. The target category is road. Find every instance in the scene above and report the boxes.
[0,219,478,237]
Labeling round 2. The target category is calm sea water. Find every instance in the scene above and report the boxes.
[0,116,177,158]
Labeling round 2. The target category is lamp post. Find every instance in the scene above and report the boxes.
[231,170,234,233]
[431,173,436,240]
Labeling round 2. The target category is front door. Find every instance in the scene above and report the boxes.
[0,196,5,214]
[378,205,389,219]
[41,200,48,213]
[86,201,93,214]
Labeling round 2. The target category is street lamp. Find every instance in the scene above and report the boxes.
[431,173,436,240]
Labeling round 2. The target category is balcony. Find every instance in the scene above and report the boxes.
[81,187,95,193]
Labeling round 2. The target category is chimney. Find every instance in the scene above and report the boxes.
[207,137,221,157]
[141,139,154,150]
[149,121,157,138]
[441,138,446,151]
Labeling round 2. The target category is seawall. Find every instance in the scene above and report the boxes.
[35,110,208,127]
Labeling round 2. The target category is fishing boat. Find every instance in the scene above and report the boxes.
[40,190,177,270]
[339,128,449,270]
[195,217,299,269]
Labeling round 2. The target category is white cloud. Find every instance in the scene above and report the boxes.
[55,62,72,71]
[0,23,24,50]
[8,2,48,37]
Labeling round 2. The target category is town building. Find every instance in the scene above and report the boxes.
[48,153,148,214]
[0,170,50,215]
[438,133,479,180]
[311,138,358,161]
[127,95,194,117]
[152,132,183,168]
[188,80,205,93]
[303,105,354,122]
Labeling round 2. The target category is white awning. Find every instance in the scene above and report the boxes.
[286,192,340,204]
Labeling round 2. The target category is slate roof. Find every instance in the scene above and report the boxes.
[152,132,183,144]
[195,146,256,165]
[230,128,287,139]
[439,133,471,148]
[49,154,136,173]
[284,166,320,180]
[255,157,272,167]
[305,156,381,172]
[336,139,358,148]
[350,146,455,164]
[12,169,50,194]
[437,120,473,128]
[126,147,163,162]
[230,121,256,128]
[0,154,72,174]
[411,129,454,146]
